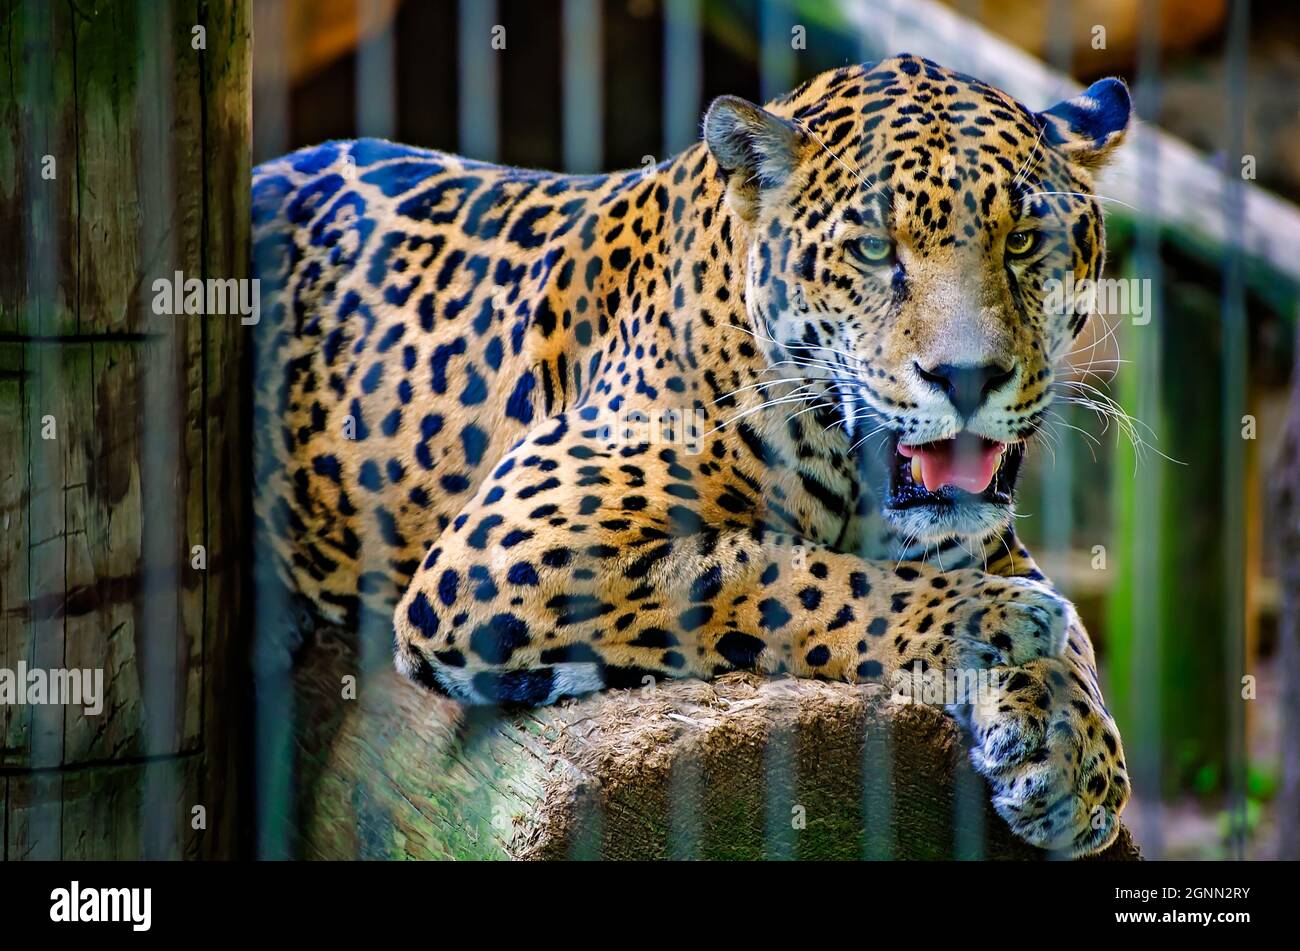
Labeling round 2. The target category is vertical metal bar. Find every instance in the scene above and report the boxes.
[756,3,801,857]
[1220,0,1250,860]
[354,1,397,695]
[1129,0,1166,858]
[953,754,985,860]
[856,0,879,63]
[660,0,705,858]
[458,0,500,161]
[861,715,893,859]
[356,0,397,140]
[662,0,701,157]
[251,0,289,164]
[1032,0,1076,854]
[353,5,400,834]
[1043,0,1073,92]
[667,754,703,858]
[948,0,985,75]
[567,780,605,859]
[351,0,405,847]
[759,0,795,104]
[853,0,902,65]
[665,0,707,852]
[137,0,182,860]
[20,0,62,859]
[251,0,294,860]
[1040,0,1073,577]
[948,0,1011,858]
[562,0,603,173]
[763,724,797,859]
[1039,410,1074,579]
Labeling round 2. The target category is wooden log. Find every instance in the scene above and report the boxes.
[293,628,1140,861]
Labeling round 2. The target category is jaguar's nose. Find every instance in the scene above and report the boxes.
[915,361,1016,420]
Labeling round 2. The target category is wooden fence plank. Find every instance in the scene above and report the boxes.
[0,347,29,767]
[196,0,253,860]
[3,757,202,860]
[0,339,208,768]
[69,0,146,335]
[0,0,209,336]
[0,0,77,337]
[26,345,68,771]
[5,771,60,860]
[60,756,203,860]
[73,0,205,335]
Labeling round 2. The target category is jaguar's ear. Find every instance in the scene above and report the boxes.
[1038,78,1132,170]
[704,95,805,219]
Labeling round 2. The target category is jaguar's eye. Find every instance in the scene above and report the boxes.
[847,235,894,266]
[1005,228,1039,258]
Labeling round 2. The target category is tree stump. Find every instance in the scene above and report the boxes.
[291,629,1140,861]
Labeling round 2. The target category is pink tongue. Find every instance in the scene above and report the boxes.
[899,439,1004,493]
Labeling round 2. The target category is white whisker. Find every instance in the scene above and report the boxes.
[1025,189,1139,213]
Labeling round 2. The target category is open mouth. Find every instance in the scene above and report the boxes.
[884,432,1024,510]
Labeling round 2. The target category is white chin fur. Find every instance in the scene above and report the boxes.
[885,499,1013,548]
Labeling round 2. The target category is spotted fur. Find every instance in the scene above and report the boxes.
[252,55,1131,855]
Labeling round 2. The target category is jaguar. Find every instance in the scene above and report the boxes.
[251,54,1132,855]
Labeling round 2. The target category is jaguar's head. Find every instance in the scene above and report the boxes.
[705,54,1131,545]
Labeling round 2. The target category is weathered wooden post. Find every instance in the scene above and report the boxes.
[0,0,250,859]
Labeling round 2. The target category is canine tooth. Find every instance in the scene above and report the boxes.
[910,456,923,484]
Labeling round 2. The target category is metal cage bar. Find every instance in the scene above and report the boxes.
[1220,0,1251,860]
[357,0,398,141]
[563,0,603,173]
[663,0,702,158]
[458,0,501,162]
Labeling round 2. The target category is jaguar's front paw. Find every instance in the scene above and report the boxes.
[885,576,1073,681]
[934,575,1073,667]
[965,657,1129,856]
[990,577,1074,664]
